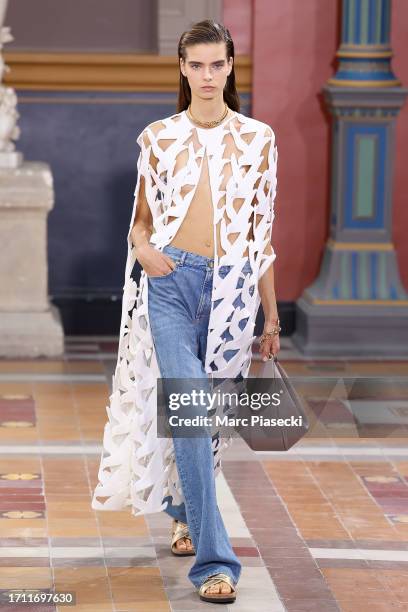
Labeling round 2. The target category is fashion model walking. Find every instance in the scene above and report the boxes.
[92,20,280,604]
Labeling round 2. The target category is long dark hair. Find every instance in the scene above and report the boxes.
[177,19,240,113]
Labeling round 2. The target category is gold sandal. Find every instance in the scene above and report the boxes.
[170,519,195,556]
[198,572,237,603]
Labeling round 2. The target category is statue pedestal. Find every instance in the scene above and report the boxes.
[0,151,23,168]
[292,297,408,357]
[0,161,64,357]
[292,239,408,357]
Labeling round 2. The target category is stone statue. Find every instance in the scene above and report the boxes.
[0,2,21,166]
[0,0,63,357]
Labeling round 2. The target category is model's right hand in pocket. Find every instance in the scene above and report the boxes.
[136,244,176,277]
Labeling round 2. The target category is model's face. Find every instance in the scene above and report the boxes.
[180,42,233,101]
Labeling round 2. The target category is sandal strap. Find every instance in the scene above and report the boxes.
[171,520,192,547]
[198,572,236,596]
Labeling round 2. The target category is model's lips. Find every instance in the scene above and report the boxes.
[201,86,215,90]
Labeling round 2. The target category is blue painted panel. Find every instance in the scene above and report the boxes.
[368,0,376,43]
[367,0,373,43]
[338,57,390,64]
[334,70,396,81]
[343,0,350,41]
[355,0,362,42]
[344,123,386,229]
[380,0,388,43]
[370,251,377,298]
[351,251,358,298]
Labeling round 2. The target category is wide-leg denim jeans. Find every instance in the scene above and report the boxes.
[147,244,250,589]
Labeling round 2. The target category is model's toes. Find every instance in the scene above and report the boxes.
[185,537,193,550]
[205,582,231,594]
[176,539,187,550]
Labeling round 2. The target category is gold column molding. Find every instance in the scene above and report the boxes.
[3,52,251,92]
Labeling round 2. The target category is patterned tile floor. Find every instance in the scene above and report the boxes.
[0,336,407,611]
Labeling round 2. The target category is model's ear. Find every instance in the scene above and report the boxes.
[180,58,186,77]
[227,56,233,77]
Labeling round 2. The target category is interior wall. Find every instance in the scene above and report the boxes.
[5,0,157,52]
[391,0,408,289]
[222,0,252,55]
[252,0,350,302]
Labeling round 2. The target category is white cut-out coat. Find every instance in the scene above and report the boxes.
[91,110,278,516]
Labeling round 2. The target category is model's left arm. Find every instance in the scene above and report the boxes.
[257,126,280,361]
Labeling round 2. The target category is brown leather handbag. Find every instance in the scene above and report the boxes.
[233,355,310,452]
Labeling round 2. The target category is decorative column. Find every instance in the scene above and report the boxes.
[292,0,408,356]
[0,1,63,357]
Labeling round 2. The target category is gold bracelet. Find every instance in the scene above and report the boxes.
[259,320,281,344]
[260,330,280,344]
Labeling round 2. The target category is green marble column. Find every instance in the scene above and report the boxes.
[292,0,408,356]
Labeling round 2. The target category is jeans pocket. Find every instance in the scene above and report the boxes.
[147,259,179,279]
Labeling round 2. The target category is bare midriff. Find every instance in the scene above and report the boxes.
[169,151,251,259]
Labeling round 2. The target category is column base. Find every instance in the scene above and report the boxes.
[292,296,408,357]
[0,304,64,357]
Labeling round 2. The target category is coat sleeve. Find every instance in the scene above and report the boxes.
[256,125,278,280]
[124,127,158,277]
[265,125,278,263]
[118,126,158,339]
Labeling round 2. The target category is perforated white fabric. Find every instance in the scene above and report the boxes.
[91,110,278,516]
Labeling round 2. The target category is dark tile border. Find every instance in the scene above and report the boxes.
[222,460,341,609]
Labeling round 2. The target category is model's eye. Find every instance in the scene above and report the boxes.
[191,64,200,70]
[214,64,224,70]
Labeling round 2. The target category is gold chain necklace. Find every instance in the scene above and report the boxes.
[187,102,229,128]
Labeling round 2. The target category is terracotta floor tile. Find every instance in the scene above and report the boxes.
[282,599,341,611]
[321,567,391,595]
[393,526,408,539]
[111,604,170,612]
[336,600,403,611]
[0,383,33,394]
[348,528,401,540]
[0,566,53,589]
[270,575,334,600]
[263,557,319,570]
[96,513,146,528]
[377,571,408,603]
[0,519,47,538]
[108,567,168,602]
[53,566,111,607]
[55,605,113,611]
[299,529,350,539]
[317,559,370,569]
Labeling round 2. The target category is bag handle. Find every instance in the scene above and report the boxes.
[270,353,278,379]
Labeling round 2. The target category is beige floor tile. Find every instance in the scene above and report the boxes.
[48,519,99,537]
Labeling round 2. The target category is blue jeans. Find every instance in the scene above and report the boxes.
[147,244,250,589]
